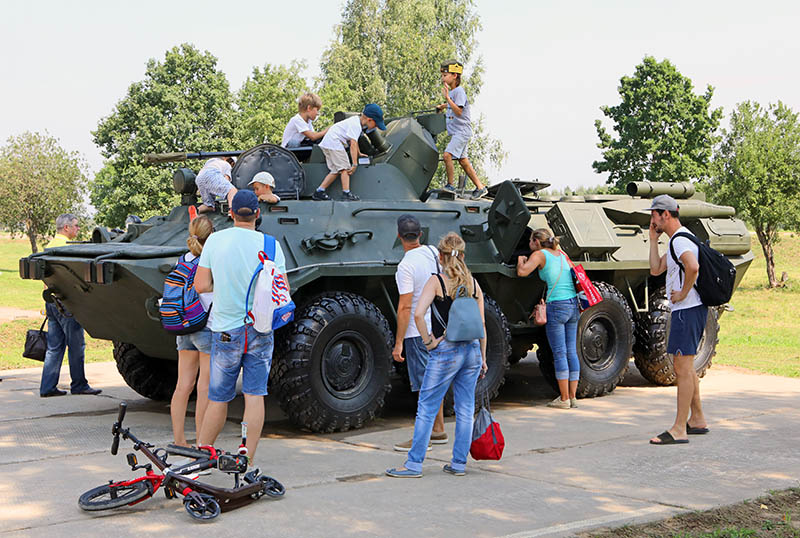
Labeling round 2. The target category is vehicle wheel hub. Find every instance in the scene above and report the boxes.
[581,317,614,369]
[321,331,368,394]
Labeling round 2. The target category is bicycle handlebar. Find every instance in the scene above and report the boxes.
[111,402,127,455]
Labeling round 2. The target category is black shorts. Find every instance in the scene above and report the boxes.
[667,304,708,356]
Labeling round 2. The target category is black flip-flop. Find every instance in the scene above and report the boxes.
[687,423,710,435]
[650,431,689,445]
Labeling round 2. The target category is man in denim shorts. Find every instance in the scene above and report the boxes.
[391,215,448,451]
[647,195,709,446]
[195,190,287,461]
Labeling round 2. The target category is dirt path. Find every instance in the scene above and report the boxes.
[0,306,43,324]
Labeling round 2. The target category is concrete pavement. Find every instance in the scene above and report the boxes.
[0,356,798,537]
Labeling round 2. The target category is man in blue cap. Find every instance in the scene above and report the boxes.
[314,103,386,202]
[195,190,287,465]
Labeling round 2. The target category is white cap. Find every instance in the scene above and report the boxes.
[248,171,275,188]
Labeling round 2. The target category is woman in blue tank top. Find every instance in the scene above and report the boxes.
[517,228,580,409]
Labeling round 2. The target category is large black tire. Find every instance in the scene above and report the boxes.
[633,286,720,385]
[78,481,152,511]
[113,342,178,401]
[476,295,511,401]
[272,292,393,433]
[537,282,634,398]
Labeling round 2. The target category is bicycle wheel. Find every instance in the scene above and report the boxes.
[184,494,221,520]
[78,481,152,511]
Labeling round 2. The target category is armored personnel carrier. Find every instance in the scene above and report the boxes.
[19,112,753,432]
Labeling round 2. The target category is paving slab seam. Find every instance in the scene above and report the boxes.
[473,465,692,511]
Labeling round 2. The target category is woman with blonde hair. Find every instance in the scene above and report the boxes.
[171,215,214,448]
[516,228,580,409]
[387,232,487,478]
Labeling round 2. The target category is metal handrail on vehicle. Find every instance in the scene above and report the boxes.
[351,207,461,218]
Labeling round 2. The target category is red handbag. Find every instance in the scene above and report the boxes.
[565,254,603,311]
[470,395,505,461]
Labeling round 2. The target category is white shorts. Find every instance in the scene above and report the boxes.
[445,133,471,159]
[321,147,352,173]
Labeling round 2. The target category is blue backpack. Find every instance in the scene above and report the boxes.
[159,254,209,335]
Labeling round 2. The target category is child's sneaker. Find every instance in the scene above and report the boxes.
[312,190,331,201]
[471,187,488,199]
[443,184,456,192]
[340,191,360,201]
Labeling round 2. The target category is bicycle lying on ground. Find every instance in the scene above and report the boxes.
[78,402,285,520]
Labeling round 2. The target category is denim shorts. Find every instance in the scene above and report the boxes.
[404,336,429,392]
[667,304,708,356]
[176,327,213,354]
[445,133,471,159]
[208,325,274,403]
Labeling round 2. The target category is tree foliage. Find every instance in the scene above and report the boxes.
[593,56,723,192]
[318,0,504,184]
[706,101,800,288]
[0,132,87,253]
[92,44,236,226]
[234,61,310,148]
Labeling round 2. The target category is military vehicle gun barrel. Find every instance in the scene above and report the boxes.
[143,150,244,165]
[626,181,696,199]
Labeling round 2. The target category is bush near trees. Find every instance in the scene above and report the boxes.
[0,132,87,253]
[593,56,723,192]
[91,44,237,226]
[705,101,800,288]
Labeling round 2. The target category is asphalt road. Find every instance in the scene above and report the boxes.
[1,355,798,537]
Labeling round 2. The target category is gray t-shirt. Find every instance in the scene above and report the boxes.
[446,86,472,137]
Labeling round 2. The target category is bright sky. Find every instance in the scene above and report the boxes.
[2,0,799,191]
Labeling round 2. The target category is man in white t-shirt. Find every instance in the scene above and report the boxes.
[280,93,328,148]
[647,194,709,446]
[391,215,448,451]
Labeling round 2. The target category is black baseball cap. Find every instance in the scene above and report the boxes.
[397,214,421,240]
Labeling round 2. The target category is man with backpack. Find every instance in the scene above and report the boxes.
[194,190,287,463]
[647,195,710,445]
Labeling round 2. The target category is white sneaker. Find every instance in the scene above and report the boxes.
[546,396,571,409]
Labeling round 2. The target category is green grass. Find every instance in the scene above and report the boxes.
[715,232,800,377]
[0,234,113,369]
[0,318,113,369]
[0,235,51,311]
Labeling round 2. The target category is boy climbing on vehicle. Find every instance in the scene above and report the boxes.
[313,103,386,202]
[437,60,488,200]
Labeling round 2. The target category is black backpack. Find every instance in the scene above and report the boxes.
[669,231,736,307]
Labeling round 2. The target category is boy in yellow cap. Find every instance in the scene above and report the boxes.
[436,60,488,200]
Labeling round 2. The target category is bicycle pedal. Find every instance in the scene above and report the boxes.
[164,487,176,499]
[243,468,261,484]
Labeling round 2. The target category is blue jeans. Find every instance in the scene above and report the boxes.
[208,325,274,403]
[40,303,89,395]
[405,339,482,473]
[404,336,429,392]
[545,297,580,382]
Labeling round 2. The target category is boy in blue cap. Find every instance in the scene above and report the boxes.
[314,103,386,202]
[437,60,488,200]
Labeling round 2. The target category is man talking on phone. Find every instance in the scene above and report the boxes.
[195,190,287,464]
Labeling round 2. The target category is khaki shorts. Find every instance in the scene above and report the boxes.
[321,147,352,173]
